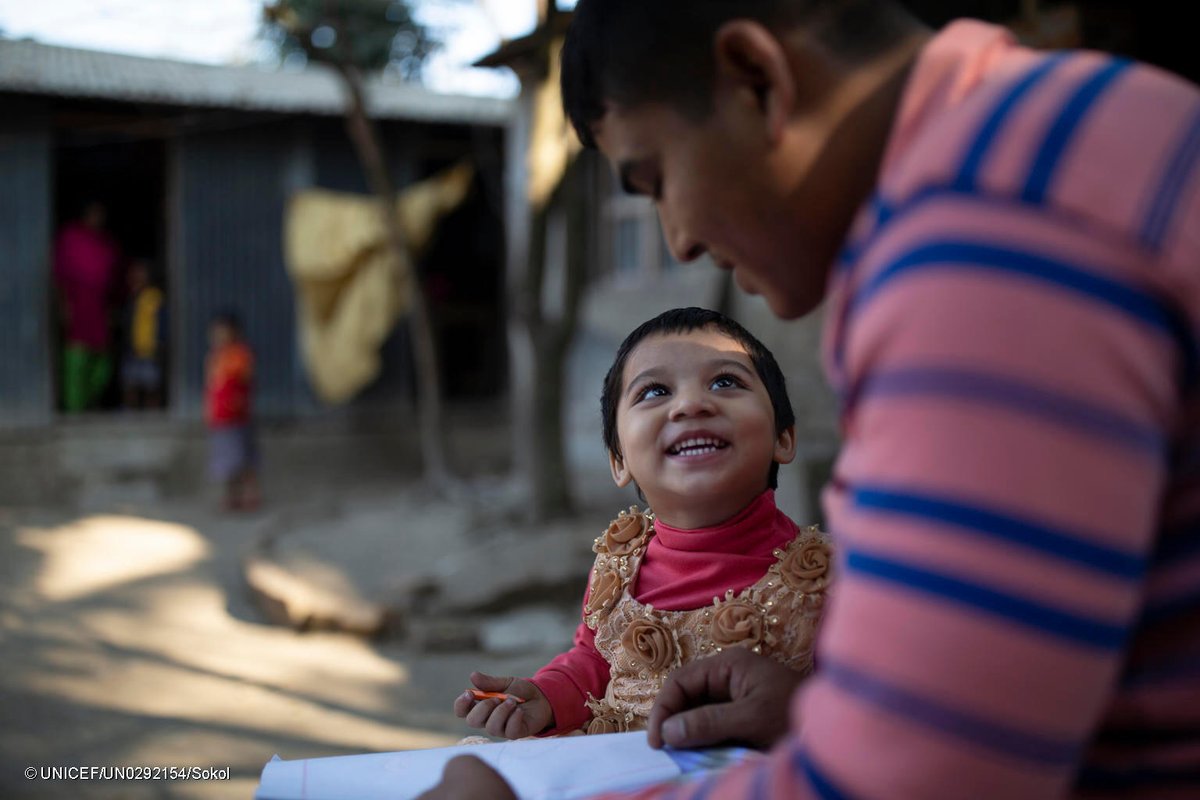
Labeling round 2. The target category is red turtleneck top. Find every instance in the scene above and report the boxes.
[529,490,800,734]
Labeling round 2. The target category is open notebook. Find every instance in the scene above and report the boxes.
[255,731,758,800]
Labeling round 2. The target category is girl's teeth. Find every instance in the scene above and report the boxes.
[672,440,724,456]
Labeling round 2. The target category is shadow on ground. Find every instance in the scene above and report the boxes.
[0,489,582,799]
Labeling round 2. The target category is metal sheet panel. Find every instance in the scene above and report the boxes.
[174,125,304,419]
[0,105,52,426]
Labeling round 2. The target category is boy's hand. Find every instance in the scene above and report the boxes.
[646,648,806,750]
[415,755,516,800]
[453,672,553,739]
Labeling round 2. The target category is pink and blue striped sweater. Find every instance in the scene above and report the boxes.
[601,19,1200,800]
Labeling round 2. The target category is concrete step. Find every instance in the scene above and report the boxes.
[241,482,603,647]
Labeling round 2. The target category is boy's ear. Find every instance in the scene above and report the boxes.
[608,450,634,488]
[712,20,797,145]
[773,425,798,466]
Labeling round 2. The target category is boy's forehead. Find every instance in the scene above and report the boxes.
[592,116,635,166]
[592,103,674,160]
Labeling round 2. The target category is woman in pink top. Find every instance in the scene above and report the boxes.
[54,201,121,412]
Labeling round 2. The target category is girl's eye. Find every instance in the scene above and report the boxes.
[711,374,744,390]
[635,384,668,403]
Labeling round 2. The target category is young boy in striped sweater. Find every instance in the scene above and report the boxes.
[421,1,1200,798]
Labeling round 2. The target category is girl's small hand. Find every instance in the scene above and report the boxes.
[453,672,553,739]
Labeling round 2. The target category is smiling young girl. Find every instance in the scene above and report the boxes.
[455,307,831,738]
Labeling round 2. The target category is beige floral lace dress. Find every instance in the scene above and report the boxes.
[580,505,832,735]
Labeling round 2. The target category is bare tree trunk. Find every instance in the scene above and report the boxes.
[335,63,453,492]
[503,2,584,519]
[512,158,587,519]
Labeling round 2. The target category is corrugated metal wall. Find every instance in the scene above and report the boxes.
[0,100,52,427]
[0,105,504,427]
[173,123,309,419]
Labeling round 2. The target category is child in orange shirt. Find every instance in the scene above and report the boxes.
[206,311,260,511]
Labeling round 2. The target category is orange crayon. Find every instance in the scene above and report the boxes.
[468,689,525,704]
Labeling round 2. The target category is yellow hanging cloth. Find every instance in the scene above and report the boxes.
[283,162,474,404]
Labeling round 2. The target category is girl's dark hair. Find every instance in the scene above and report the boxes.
[561,0,914,148]
[601,307,795,489]
[210,309,243,336]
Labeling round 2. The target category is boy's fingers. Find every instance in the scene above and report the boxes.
[646,691,678,748]
[647,651,754,748]
[650,650,805,750]
[672,655,736,704]
[657,702,747,749]
[469,672,513,692]
[645,671,692,738]
[647,657,735,746]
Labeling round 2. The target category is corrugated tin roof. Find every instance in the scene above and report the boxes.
[0,39,514,125]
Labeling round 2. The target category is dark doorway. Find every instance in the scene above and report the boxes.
[53,119,168,413]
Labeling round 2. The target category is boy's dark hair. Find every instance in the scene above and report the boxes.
[602,307,796,489]
[562,0,913,148]
[210,309,243,336]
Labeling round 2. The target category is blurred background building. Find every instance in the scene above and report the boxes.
[0,38,512,505]
[0,0,1195,518]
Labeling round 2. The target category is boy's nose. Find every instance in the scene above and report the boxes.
[658,208,705,263]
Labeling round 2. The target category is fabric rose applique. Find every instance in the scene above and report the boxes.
[602,507,650,556]
[585,697,632,735]
[780,536,831,593]
[621,616,677,674]
[585,568,623,616]
[710,598,766,650]
[586,714,628,735]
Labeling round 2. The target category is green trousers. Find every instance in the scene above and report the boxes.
[62,343,112,412]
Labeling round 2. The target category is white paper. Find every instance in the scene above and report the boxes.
[255,731,687,800]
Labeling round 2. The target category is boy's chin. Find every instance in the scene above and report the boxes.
[763,285,823,320]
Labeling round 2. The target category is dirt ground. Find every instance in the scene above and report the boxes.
[0,488,569,799]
